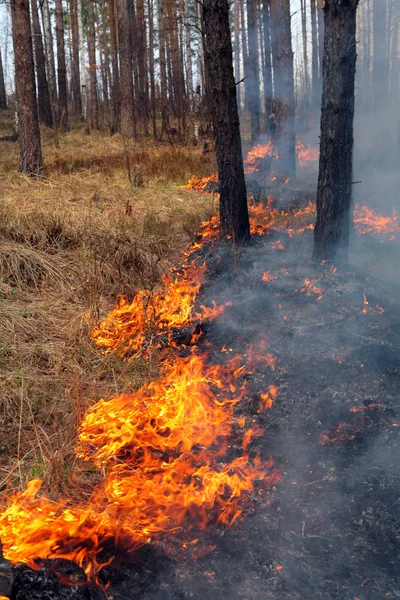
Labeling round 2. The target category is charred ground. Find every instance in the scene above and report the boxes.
[10,201,400,600]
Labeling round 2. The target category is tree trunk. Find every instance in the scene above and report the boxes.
[313,0,359,264]
[202,0,250,243]
[300,0,310,114]
[158,0,169,134]
[147,0,157,138]
[70,0,82,115]
[88,0,99,129]
[317,0,324,89]
[136,0,149,129]
[185,0,193,111]
[240,0,250,112]
[77,0,87,120]
[0,49,8,110]
[41,0,57,113]
[310,0,320,111]
[10,0,43,174]
[101,0,113,132]
[234,0,241,109]
[262,0,273,119]
[117,0,136,137]
[55,0,68,131]
[109,0,120,132]
[247,0,261,142]
[270,0,295,178]
[31,0,53,127]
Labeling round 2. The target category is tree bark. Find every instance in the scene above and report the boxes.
[41,0,57,111]
[202,0,250,243]
[158,0,169,133]
[109,0,120,132]
[270,0,296,178]
[55,0,68,131]
[10,0,43,174]
[247,0,261,142]
[262,0,273,119]
[310,0,320,111]
[70,0,82,116]
[117,0,136,137]
[31,0,53,127]
[313,0,359,264]
[0,49,8,109]
[88,0,99,129]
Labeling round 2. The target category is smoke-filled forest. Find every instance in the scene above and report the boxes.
[0,0,399,598]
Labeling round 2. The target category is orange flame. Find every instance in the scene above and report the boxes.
[295,142,319,167]
[354,204,399,238]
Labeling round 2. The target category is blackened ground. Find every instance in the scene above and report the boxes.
[11,224,400,600]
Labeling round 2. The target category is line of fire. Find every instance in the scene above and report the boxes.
[0,0,399,598]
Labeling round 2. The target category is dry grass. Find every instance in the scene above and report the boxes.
[0,111,216,498]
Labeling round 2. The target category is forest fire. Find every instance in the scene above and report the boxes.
[295,141,320,166]
[353,204,399,239]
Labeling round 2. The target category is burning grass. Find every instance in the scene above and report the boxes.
[0,113,215,499]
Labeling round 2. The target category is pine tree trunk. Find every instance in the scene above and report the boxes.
[313,0,360,264]
[70,0,82,115]
[158,0,169,133]
[117,0,136,137]
[136,0,149,130]
[109,0,120,132]
[262,0,273,119]
[148,0,157,137]
[185,0,193,111]
[31,0,53,127]
[41,0,57,112]
[270,0,295,178]
[88,0,99,129]
[300,0,310,114]
[240,0,250,112]
[234,0,241,109]
[317,0,324,89]
[0,49,8,110]
[101,0,113,132]
[202,0,250,243]
[55,0,68,131]
[247,0,261,142]
[10,0,43,174]
[77,0,87,120]
[310,0,320,111]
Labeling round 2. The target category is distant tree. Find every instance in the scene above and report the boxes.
[88,0,99,129]
[55,0,68,130]
[30,0,53,127]
[247,0,260,142]
[117,0,136,137]
[262,0,273,120]
[70,0,82,116]
[310,0,320,112]
[313,0,360,264]
[270,0,296,178]
[10,0,43,174]
[41,0,57,113]
[203,0,250,243]
[109,0,120,132]
[0,49,7,110]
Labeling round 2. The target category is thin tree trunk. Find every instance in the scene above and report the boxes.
[0,50,7,109]
[203,0,250,243]
[158,0,169,133]
[31,0,53,126]
[148,0,157,137]
[310,0,320,111]
[117,0,136,137]
[313,0,360,264]
[109,0,120,132]
[97,4,109,124]
[55,0,68,131]
[240,0,250,112]
[88,0,99,129]
[185,0,193,111]
[234,0,241,109]
[77,0,87,120]
[262,0,273,119]
[270,0,296,178]
[317,0,324,88]
[10,0,43,174]
[136,0,149,130]
[70,0,82,115]
[300,0,310,114]
[41,0,57,110]
[102,0,113,132]
[247,0,261,141]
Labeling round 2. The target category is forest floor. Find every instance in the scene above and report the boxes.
[1,113,400,600]
[0,111,215,497]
